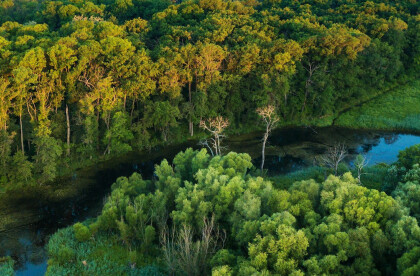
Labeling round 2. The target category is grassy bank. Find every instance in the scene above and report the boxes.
[333,80,420,132]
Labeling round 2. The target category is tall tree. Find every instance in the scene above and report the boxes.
[256,105,279,173]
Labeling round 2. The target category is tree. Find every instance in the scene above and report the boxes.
[0,77,15,131]
[33,135,62,183]
[354,154,369,184]
[393,164,420,220]
[256,105,280,173]
[8,150,33,186]
[199,116,229,156]
[179,44,199,137]
[103,111,134,155]
[320,143,348,175]
[45,149,420,275]
[0,130,13,181]
[12,67,33,154]
[144,101,181,142]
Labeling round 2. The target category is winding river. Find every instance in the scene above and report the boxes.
[1,127,420,276]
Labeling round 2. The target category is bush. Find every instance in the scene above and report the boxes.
[398,144,420,170]
[74,222,91,242]
[0,256,14,276]
[57,246,76,265]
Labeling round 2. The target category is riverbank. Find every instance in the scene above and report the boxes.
[1,77,419,231]
[333,79,420,133]
[2,77,418,198]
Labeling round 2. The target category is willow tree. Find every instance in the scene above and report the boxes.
[256,105,279,172]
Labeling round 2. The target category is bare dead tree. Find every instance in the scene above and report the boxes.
[199,116,229,156]
[256,105,280,173]
[160,216,226,276]
[320,143,348,175]
[198,139,214,156]
[354,154,369,185]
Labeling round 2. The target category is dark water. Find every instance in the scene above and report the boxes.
[1,127,420,276]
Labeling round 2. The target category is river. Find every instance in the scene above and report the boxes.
[1,127,420,276]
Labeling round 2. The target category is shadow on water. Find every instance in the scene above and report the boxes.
[1,127,420,275]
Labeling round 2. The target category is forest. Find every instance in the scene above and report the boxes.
[0,0,420,275]
[0,0,419,191]
[43,146,420,275]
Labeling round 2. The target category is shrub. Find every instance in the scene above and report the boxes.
[89,220,100,236]
[398,144,420,170]
[212,265,232,276]
[0,256,14,276]
[57,246,76,265]
[74,222,91,242]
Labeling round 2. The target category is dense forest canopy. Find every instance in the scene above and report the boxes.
[0,0,419,189]
[44,146,420,275]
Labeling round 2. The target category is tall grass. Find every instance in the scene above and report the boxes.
[335,80,420,132]
[46,226,165,276]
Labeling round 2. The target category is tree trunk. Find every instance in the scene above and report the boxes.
[216,134,221,155]
[96,102,100,152]
[130,100,135,122]
[20,113,24,154]
[66,104,71,156]
[261,132,268,173]
[189,121,194,137]
[302,79,310,113]
[302,62,318,113]
[189,81,193,136]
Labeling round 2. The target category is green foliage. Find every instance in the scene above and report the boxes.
[34,135,63,183]
[335,80,420,132]
[144,101,181,141]
[0,0,418,195]
[398,144,420,170]
[47,148,420,275]
[57,246,76,265]
[269,166,326,190]
[104,111,134,155]
[0,256,14,276]
[393,164,420,220]
[9,150,33,184]
[74,222,91,242]
[398,247,420,276]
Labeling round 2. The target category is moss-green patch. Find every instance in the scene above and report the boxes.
[334,80,420,132]
[0,256,14,276]
[46,226,164,276]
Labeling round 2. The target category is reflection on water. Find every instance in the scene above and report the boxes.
[359,134,420,164]
[1,127,420,275]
